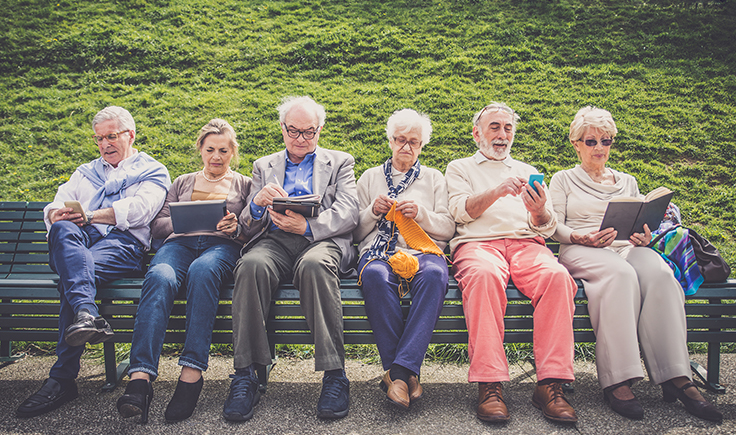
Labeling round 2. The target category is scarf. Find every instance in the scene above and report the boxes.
[364,158,421,262]
[76,151,171,211]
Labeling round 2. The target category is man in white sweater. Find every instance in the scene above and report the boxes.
[445,102,578,424]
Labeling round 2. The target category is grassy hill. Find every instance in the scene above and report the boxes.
[1,0,735,265]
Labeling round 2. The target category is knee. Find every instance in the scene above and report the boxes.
[421,260,449,283]
[189,257,224,281]
[234,255,265,279]
[360,261,388,283]
[297,254,338,279]
[48,220,81,242]
[143,264,178,293]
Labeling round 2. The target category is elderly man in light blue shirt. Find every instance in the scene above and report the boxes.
[16,106,170,419]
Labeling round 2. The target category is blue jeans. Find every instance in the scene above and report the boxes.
[48,220,145,380]
[128,236,241,380]
[359,252,448,374]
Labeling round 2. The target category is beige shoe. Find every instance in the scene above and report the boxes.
[380,371,410,410]
[407,375,423,403]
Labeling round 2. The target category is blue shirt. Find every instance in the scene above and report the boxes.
[250,151,315,237]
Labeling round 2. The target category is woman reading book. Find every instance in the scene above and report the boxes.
[116,119,252,423]
[548,107,721,422]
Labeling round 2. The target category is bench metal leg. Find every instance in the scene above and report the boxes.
[690,353,725,394]
[0,340,23,363]
[102,342,128,392]
[256,342,278,393]
[257,361,276,394]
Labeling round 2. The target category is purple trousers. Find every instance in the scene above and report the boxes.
[359,252,448,374]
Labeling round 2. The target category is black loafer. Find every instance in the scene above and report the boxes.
[16,378,78,418]
[64,309,114,347]
[603,382,644,420]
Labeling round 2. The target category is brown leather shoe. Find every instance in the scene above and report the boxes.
[380,371,410,410]
[477,382,510,422]
[532,383,578,423]
[407,375,423,403]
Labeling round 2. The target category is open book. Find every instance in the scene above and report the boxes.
[272,194,322,218]
[599,187,674,240]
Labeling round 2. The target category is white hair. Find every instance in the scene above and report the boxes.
[472,101,520,128]
[92,106,136,132]
[568,106,618,143]
[277,96,326,127]
[385,108,432,145]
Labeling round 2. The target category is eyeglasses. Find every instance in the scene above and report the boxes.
[283,124,319,140]
[92,130,129,144]
[475,104,515,125]
[578,138,613,147]
[393,136,422,149]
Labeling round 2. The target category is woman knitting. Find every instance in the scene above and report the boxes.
[353,109,455,410]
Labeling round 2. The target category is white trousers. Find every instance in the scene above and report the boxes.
[558,244,691,388]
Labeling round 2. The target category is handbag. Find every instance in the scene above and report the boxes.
[650,225,731,284]
[687,228,731,282]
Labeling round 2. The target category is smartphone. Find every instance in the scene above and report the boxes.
[528,174,544,194]
[64,200,88,224]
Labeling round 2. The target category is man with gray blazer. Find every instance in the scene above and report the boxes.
[223,96,359,422]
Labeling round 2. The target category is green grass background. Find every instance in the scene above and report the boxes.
[2,0,735,360]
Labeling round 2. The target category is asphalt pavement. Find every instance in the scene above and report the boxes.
[1,352,734,434]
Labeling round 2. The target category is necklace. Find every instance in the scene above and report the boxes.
[201,168,231,183]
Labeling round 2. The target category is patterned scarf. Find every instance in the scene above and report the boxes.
[650,226,704,295]
[365,158,421,262]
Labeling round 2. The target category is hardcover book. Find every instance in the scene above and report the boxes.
[599,187,674,240]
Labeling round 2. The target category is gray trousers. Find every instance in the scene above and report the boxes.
[559,244,691,389]
[232,230,344,372]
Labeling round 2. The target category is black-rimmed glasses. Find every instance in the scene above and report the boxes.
[92,130,129,144]
[283,124,319,140]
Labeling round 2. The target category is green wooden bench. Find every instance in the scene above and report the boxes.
[1,201,734,394]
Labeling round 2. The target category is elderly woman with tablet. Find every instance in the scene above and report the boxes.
[116,119,252,423]
[548,107,721,422]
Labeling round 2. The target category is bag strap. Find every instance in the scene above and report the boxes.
[648,224,681,248]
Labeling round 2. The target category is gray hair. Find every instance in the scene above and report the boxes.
[386,108,432,145]
[277,96,326,127]
[472,102,520,129]
[195,118,239,167]
[92,106,136,133]
[568,106,618,143]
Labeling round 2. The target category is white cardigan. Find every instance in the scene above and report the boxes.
[353,163,456,260]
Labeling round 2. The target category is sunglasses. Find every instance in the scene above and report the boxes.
[578,138,613,147]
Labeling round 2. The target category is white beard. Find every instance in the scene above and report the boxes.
[479,138,513,161]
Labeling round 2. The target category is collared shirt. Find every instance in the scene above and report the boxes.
[43,149,168,249]
[445,151,557,254]
[250,151,315,237]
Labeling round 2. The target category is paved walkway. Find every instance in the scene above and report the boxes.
[0,353,733,434]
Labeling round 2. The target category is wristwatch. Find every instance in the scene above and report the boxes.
[229,224,242,240]
[85,210,94,225]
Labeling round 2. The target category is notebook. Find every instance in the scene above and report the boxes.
[169,200,227,234]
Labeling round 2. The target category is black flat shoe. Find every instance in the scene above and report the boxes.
[117,379,153,424]
[16,378,78,418]
[64,309,114,347]
[662,380,722,423]
[603,381,644,420]
[164,376,203,422]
